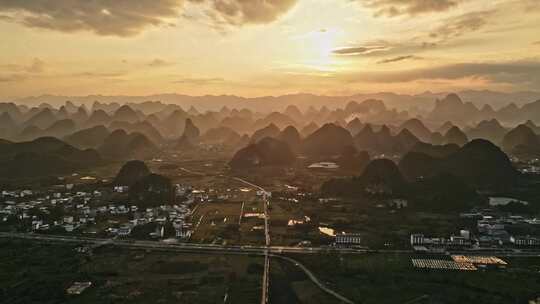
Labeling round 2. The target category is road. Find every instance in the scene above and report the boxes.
[5,232,538,257]
[0,232,356,304]
[179,167,205,176]
[232,176,271,304]
[3,232,540,304]
[185,173,272,303]
[273,254,355,304]
[262,190,270,304]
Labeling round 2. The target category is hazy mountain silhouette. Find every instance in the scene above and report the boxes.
[346,118,364,136]
[129,173,173,207]
[42,119,76,138]
[201,127,242,146]
[252,112,296,130]
[18,125,43,141]
[70,106,89,125]
[429,132,444,145]
[302,123,353,156]
[98,129,158,160]
[109,120,164,144]
[399,119,432,143]
[230,137,295,170]
[337,145,370,173]
[358,159,405,191]
[0,137,101,178]
[181,118,200,143]
[443,126,468,146]
[251,123,280,143]
[300,122,319,137]
[467,119,507,144]
[501,124,540,159]
[113,105,140,123]
[409,142,460,159]
[23,108,57,129]
[525,120,540,134]
[354,124,419,154]
[85,109,111,127]
[277,125,302,151]
[400,139,517,188]
[64,125,110,149]
[114,160,151,186]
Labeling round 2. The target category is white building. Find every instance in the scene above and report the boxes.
[510,235,540,246]
[335,233,362,245]
[410,234,425,246]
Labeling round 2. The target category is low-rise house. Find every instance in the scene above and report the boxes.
[118,224,132,237]
[64,223,77,232]
[510,235,540,247]
[335,233,362,246]
[66,282,92,295]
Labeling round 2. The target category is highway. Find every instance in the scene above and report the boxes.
[0,231,356,304]
[182,172,273,303]
[232,176,271,304]
[3,231,540,304]
[3,232,539,257]
[262,188,270,304]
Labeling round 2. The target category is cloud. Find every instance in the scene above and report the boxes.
[333,9,494,61]
[333,39,438,58]
[0,0,299,36]
[173,77,225,85]
[147,58,172,67]
[0,0,186,36]
[429,10,495,41]
[333,45,389,55]
[377,55,421,64]
[0,58,44,83]
[341,60,540,88]
[26,58,45,73]
[71,71,126,78]
[0,74,26,82]
[199,0,298,26]
[354,0,462,17]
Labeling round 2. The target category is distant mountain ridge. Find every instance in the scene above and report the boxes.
[9,90,540,113]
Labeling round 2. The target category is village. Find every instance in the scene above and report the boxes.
[1,175,540,253]
[410,197,540,252]
[0,183,195,240]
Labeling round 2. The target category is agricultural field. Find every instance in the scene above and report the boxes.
[267,196,475,249]
[0,239,264,304]
[269,258,340,304]
[289,253,540,304]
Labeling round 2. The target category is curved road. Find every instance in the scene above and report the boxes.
[272,254,356,304]
[0,232,356,303]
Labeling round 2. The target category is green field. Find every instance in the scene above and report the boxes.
[0,239,264,304]
[290,252,540,304]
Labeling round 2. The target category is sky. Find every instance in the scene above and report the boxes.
[0,0,539,99]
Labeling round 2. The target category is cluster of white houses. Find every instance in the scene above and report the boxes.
[411,230,540,251]
[410,230,473,252]
[0,184,195,240]
[510,235,540,246]
[334,233,363,247]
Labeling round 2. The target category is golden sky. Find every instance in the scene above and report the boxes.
[0,0,539,99]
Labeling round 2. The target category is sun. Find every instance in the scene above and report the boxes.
[301,28,341,71]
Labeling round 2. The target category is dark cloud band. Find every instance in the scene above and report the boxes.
[0,0,299,36]
[354,0,462,17]
[342,60,540,88]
